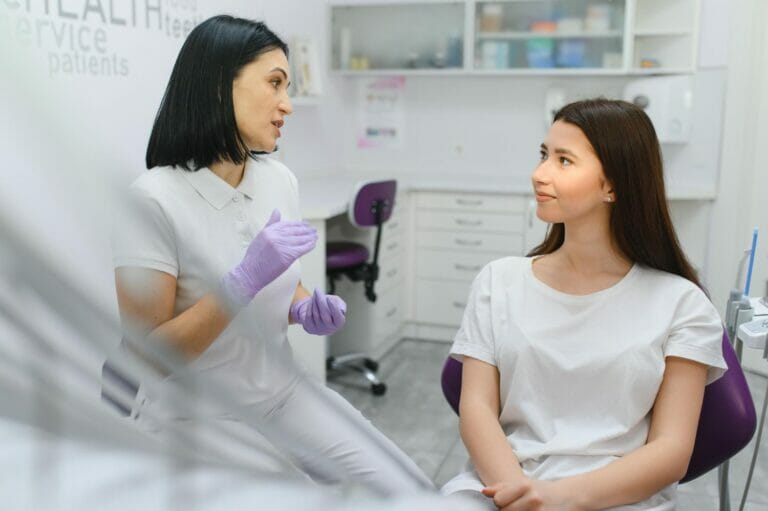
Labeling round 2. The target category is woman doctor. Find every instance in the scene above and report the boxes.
[112,15,430,494]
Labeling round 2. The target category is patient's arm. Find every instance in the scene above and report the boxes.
[459,356,525,486]
[553,356,708,511]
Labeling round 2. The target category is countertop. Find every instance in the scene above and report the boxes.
[299,173,533,219]
[299,172,716,219]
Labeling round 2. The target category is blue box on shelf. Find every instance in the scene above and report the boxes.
[526,38,554,68]
[556,39,586,67]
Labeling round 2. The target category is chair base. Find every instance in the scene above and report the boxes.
[326,353,387,396]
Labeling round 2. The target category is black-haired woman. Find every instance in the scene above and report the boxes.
[112,15,430,494]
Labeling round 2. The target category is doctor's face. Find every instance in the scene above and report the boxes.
[232,48,293,153]
[531,120,614,225]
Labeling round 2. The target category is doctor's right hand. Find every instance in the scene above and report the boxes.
[220,209,317,309]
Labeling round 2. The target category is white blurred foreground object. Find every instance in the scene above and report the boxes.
[0,37,482,511]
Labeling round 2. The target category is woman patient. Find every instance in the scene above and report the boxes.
[442,98,726,511]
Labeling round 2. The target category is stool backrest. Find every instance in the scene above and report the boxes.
[440,331,756,483]
[348,180,397,228]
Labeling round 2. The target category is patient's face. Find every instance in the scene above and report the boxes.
[531,120,612,225]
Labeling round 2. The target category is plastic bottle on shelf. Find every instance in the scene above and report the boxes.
[479,3,503,32]
[446,32,463,68]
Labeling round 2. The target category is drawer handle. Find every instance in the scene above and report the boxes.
[455,218,483,227]
[452,301,467,309]
[455,238,482,247]
[455,263,482,272]
[386,307,398,318]
[387,221,399,230]
[456,198,483,206]
[386,242,399,251]
[386,268,398,278]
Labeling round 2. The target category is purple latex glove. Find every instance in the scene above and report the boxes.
[290,288,347,336]
[220,209,317,309]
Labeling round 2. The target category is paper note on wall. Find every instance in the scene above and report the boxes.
[357,76,405,149]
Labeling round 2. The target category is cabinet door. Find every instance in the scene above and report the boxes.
[474,0,627,71]
[331,3,465,72]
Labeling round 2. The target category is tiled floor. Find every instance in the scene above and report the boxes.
[329,339,768,510]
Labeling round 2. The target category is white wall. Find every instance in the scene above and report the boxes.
[707,0,768,372]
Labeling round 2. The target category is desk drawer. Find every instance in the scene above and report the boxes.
[380,234,404,261]
[416,249,506,282]
[415,191,525,213]
[372,286,404,341]
[416,229,524,253]
[384,216,404,237]
[416,210,523,234]
[414,279,472,327]
[378,255,404,292]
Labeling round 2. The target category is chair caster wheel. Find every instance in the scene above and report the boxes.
[363,359,379,372]
[371,383,387,396]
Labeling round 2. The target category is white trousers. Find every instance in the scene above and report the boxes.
[135,375,433,496]
[259,376,434,495]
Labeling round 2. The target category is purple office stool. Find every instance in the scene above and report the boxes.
[325,179,397,396]
[440,330,756,485]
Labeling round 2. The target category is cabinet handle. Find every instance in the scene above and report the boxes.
[386,307,398,318]
[452,301,467,309]
[456,198,483,206]
[386,268,398,278]
[455,263,482,272]
[455,218,483,227]
[387,221,399,230]
[455,238,482,247]
[386,242,399,251]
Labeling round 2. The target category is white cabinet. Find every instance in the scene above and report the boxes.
[411,190,532,329]
[330,0,700,75]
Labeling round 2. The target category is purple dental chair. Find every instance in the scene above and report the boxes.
[440,331,756,484]
[325,180,397,395]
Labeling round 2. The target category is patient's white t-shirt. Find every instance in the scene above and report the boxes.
[443,256,727,510]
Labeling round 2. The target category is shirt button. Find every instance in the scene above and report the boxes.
[237,211,246,221]
[233,195,240,203]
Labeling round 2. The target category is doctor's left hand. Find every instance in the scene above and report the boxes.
[482,478,581,511]
[290,288,347,336]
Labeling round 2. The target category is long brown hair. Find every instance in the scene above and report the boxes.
[527,98,703,290]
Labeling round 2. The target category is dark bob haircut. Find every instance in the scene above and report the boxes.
[146,15,288,171]
[528,98,704,291]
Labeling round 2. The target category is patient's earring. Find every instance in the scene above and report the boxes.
[604,196,613,202]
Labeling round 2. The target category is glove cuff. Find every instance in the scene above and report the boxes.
[219,268,256,312]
